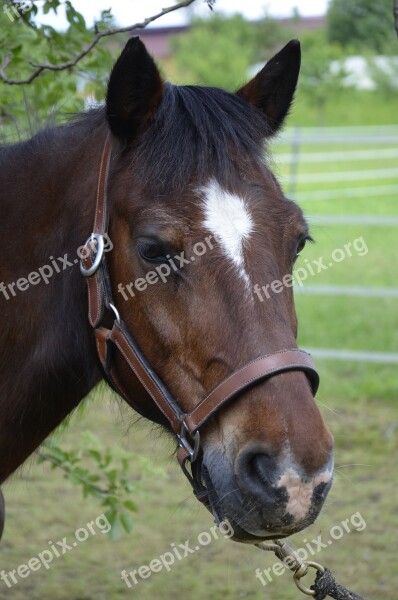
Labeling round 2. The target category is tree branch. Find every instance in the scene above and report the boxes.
[20,9,39,32]
[0,0,197,85]
[394,0,398,37]
[36,451,109,496]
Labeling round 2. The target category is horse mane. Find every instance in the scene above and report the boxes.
[68,82,269,192]
[128,83,269,192]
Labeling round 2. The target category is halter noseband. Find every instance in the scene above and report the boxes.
[80,135,319,507]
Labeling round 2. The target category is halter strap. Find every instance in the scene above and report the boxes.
[183,349,318,434]
[81,135,320,506]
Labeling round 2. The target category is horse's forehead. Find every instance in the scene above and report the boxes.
[199,179,254,284]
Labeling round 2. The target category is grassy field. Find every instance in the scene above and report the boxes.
[2,393,397,600]
[1,125,397,600]
[289,89,398,127]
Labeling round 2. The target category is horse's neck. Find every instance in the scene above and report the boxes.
[0,118,107,482]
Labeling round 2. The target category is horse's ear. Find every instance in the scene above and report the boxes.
[106,37,164,141]
[236,40,301,136]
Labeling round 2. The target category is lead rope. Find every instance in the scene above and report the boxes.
[256,540,367,599]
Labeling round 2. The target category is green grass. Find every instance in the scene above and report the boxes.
[297,296,398,352]
[298,196,398,217]
[1,391,397,600]
[289,89,398,127]
[296,225,397,287]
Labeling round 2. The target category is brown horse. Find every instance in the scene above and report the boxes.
[0,38,333,544]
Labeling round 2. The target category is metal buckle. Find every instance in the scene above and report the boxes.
[177,421,200,463]
[80,233,105,277]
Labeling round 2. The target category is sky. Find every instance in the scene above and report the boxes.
[38,0,329,29]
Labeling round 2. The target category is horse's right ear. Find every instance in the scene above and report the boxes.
[236,40,301,135]
[106,37,164,141]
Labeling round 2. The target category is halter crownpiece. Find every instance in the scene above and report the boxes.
[80,134,320,507]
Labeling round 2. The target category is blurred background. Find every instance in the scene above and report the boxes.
[0,1,397,598]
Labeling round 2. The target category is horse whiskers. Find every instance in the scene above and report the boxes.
[315,399,341,415]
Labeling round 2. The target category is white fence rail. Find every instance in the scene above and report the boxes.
[278,125,398,145]
[276,148,398,164]
[307,215,398,225]
[305,348,398,365]
[293,184,398,202]
[273,125,398,201]
[276,126,398,365]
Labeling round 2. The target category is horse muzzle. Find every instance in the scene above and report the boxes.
[201,447,333,542]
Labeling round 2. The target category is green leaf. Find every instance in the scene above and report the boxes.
[88,450,101,462]
[107,514,122,541]
[120,512,134,534]
[123,500,138,513]
[43,0,61,14]
[65,2,86,33]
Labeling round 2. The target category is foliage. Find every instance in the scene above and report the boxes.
[170,11,297,89]
[171,13,257,89]
[253,12,295,61]
[36,432,167,540]
[327,0,397,54]
[0,0,202,138]
[0,1,116,136]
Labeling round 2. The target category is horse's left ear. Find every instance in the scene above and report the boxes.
[236,40,301,135]
[106,37,164,141]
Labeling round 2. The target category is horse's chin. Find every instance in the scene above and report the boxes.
[222,520,290,544]
[210,512,305,544]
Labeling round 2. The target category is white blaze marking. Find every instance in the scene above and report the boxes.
[277,467,333,521]
[200,180,253,284]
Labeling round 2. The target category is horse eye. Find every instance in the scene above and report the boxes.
[296,239,307,256]
[138,240,168,263]
[295,235,312,259]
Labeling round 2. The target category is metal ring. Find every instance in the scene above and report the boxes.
[177,422,200,463]
[293,561,325,596]
[80,233,105,277]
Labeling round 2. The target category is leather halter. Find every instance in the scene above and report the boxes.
[80,135,320,507]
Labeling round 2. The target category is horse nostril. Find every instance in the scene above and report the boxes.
[250,454,277,485]
[236,449,279,501]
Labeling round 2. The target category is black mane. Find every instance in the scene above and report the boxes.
[130,83,269,191]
